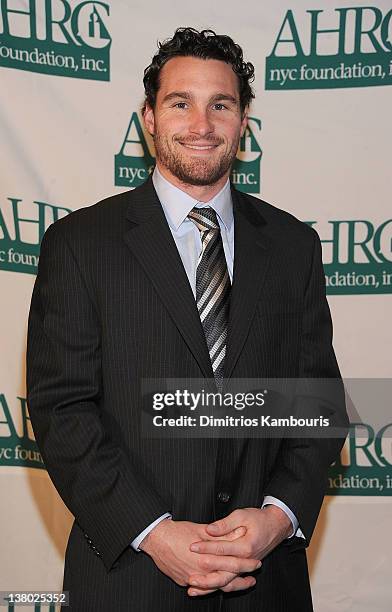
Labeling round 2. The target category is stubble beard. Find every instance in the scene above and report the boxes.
[153,132,240,187]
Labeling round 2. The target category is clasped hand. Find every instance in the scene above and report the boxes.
[140,506,292,597]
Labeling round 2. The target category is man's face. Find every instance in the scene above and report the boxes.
[143,56,248,187]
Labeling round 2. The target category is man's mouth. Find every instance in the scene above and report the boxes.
[183,144,215,149]
[178,142,220,151]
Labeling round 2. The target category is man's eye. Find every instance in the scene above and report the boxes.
[174,102,187,109]
[213,103,227,110]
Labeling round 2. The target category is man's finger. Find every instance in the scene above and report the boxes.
[195,553,261,574]
[188,570,239,590]
[188,587,217,596]
[211,526,246,541]
[205,514,239,536]
[190,538,250,557]
[188,573,257,595]
[221,575,256,593]
[187,571,236,597]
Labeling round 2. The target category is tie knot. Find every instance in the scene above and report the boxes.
[188,207,219,232]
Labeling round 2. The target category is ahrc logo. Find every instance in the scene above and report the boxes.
[0,196,72,274]
[328,422,392,495]
[308,219,392,295]
[266,7,392,90]
[0,393,44,470]
[0,0,111,80]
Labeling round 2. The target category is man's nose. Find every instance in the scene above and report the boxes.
[188,109,214,137]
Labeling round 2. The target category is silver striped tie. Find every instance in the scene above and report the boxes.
[188,207,231,388]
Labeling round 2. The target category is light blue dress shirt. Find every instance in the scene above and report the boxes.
[130,168,303,551]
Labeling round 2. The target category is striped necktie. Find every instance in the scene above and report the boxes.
[188,207,231,388]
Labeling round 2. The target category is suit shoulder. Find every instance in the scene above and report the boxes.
[238,191,318,243]
[45,189,132,239]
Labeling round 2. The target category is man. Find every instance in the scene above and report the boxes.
[27,28,348,611]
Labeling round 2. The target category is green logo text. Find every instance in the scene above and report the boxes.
[266,7,392,90]
[308,219,392,294]
[0,0,111,80]
[0,393,44,469]
[0,196,71,274]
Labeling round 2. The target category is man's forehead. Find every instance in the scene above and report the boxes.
[158,56,239,94]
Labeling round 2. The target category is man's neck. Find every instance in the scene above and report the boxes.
[156,162,230,203]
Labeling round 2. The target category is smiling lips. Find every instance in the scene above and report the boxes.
[178,141,221,151]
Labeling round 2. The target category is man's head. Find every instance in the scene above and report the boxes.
[142,28,255,190]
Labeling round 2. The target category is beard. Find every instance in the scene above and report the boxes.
[153,132,240,187]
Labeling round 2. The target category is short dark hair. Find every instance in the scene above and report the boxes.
[143,27,255,114]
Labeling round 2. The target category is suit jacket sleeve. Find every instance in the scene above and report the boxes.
[264,228,349,543]
[26,222,170,572]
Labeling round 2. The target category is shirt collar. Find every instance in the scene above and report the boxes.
[152,167,233,232]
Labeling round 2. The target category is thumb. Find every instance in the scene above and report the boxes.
[206,514,238,536]
[215,526,246,541]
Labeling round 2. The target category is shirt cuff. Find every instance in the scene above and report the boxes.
[130,512,172,551]
[262,496,305,539]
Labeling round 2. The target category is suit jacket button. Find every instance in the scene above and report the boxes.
[217,491,231,503]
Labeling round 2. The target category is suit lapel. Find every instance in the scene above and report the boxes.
[123,178,214,379]
[122,178,272,382]
[224,187,273,380]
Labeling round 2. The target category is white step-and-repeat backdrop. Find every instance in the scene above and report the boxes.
[1,1,391,610]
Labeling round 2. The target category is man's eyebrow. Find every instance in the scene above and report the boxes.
[161,92,239,105]
[210,93,238,104]
[162,91,192,103]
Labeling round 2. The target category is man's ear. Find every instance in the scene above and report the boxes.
[240,108,248,137]
[143,102,155,136]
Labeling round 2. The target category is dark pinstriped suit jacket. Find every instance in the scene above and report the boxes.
[26,177,347,611]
